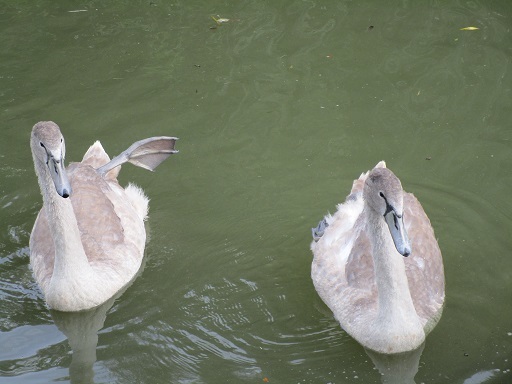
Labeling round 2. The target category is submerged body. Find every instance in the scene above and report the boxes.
[30,121,178,312]
[311,161,444,354]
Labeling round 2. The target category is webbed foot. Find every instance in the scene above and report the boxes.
[97,136,179,176]
[312,217,329,242]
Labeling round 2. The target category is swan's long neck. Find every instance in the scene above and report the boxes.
[34,157,92,282]
[364,207,419,327]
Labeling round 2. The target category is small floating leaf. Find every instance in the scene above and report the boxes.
[210,15,230,25]
[460,26,479,31]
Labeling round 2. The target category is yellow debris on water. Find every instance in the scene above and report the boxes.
[460,26,479,31]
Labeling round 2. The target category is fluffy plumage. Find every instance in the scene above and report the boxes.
[311,161,444,354]
[29,121,178,311]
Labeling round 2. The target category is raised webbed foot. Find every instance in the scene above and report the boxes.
[312,217,329,242]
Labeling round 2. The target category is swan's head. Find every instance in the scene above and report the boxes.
[31,121,72,198]
[364,166,411,257]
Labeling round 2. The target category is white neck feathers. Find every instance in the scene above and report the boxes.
[363,206,424,353]
[34,157,99,309]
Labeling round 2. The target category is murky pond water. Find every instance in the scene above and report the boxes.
[1,1,512,383]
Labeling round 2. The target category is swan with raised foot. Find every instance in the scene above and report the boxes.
[30,121,178,312]
[311,161,444,354]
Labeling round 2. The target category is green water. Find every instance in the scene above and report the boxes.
[1,1,512,383]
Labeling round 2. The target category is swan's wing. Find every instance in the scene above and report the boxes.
[311,200,378,335]
[311,168,375,322]
[97,137,179,176]
[67,163,138,268]
[311,166,373,290]
[403,192,445,326]
[345,227,374,291]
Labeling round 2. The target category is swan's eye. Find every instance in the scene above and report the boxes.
[379,192,385,198]
[40,142,45,149]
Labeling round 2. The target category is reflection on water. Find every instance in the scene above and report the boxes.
[463,370,500,384]
[2,0,512,383]
[51,298,116,384]
[365,345,424,384]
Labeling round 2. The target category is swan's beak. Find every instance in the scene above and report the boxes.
[47,155,72,198]
[384,210,411,257]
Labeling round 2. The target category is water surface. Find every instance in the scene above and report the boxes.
[1,1,512,383]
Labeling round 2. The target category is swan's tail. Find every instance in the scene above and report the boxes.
[125,183,149,221]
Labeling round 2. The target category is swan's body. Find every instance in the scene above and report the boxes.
[311,161,444,354]
[29,121,178,312]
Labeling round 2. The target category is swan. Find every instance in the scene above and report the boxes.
[29,121,178,312]
[311,161,444,354]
